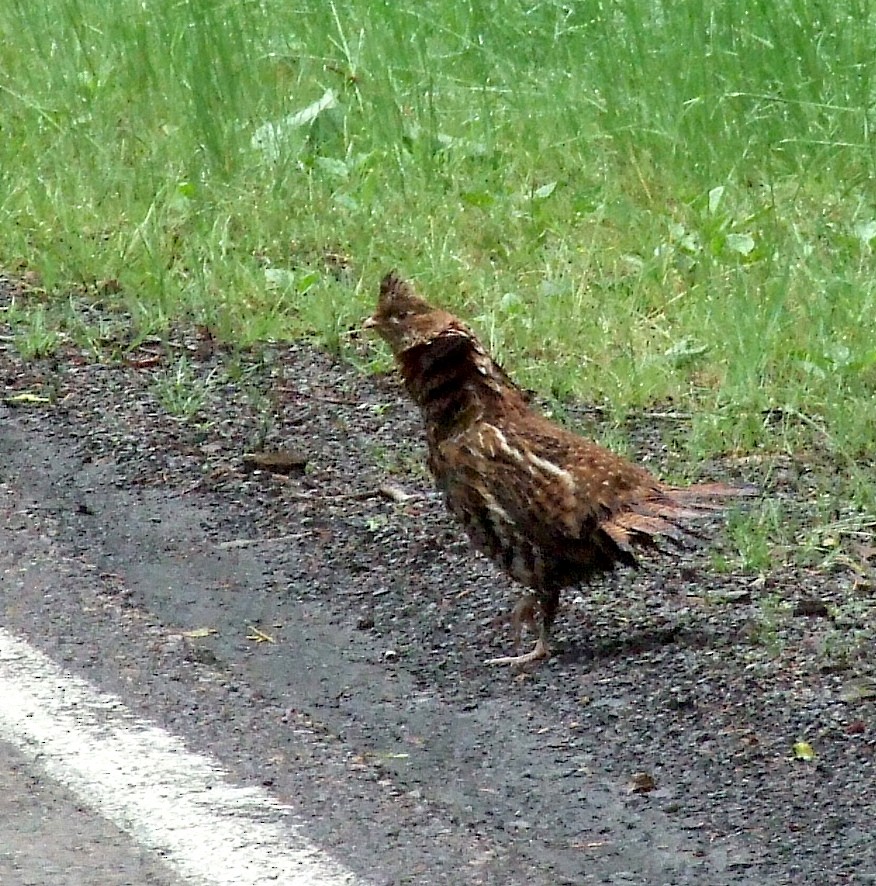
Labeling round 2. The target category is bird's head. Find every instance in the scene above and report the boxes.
[364,271,459,356]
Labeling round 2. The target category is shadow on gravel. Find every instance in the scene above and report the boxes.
[559,623,725,664]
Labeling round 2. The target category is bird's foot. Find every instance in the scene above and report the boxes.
[485,636,550,667]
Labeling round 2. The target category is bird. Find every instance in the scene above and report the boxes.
[364,271,755,666]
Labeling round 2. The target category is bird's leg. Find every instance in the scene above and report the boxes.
[485,591,556,666]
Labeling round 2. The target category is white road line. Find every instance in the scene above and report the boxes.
[0,627,364,886]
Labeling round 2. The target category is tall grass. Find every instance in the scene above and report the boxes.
[1,0,875,505]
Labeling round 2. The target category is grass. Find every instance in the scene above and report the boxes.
[152,356,216,420]
[1,0,875,536]
[7,302,61,360]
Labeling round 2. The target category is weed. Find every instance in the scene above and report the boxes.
[726,501,792,572]
[818,590,874,670]
[11,306,61,360]
[367,441,427,478]
[153,357,215,420]
[748,593,792,656]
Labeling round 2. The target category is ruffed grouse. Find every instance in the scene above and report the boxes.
[364,271,754,665]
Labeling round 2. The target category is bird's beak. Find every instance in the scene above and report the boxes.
[362,316,378,330]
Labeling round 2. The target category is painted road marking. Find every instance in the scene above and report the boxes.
[0,627,364,886]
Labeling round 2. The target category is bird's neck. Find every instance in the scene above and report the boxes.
[398,339,491,440]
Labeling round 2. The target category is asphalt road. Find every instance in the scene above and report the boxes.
[0,738,179,886]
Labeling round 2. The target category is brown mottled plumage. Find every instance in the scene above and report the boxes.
[364,271,755,665]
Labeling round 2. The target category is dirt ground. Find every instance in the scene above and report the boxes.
[1,275,874,885]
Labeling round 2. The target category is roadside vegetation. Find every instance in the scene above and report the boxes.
[2,0,875,571]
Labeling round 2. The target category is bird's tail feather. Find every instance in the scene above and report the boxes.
[600,481,757,553]
[663,481,759,505]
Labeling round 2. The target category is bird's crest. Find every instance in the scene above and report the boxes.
[366,272,519,395]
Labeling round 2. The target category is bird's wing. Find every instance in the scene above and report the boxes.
[433,413,652,561]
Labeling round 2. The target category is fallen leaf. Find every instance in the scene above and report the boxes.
[792,740,816,761]
[181,627,218,639]
[627,772,657,793]
[242,450,308,475]
[3,392,52,407]
[793,598,830,617]
[246,625,276,644]
[378,483,415,503]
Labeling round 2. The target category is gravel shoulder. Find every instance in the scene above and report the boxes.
[1,279,874,885]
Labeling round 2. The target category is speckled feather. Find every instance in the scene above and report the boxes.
[366,271,755,663]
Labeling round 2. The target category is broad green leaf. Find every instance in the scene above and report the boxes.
[854,220,876,244]
[533,181,558,200]
[708,185,725,214]
[725,232,756,255]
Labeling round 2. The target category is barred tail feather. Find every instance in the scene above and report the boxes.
[665,481,759,505]
[600,481,756,553]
